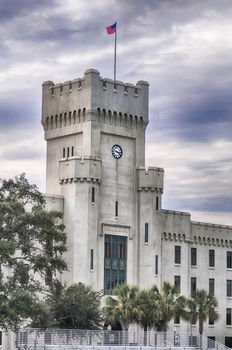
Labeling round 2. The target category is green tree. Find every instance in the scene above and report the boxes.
[0,174,67,331]
[137,287,160,345]
[33,282,103,329]
[188,289,219,336]
[153,282,187,334]
[103,283,140,331]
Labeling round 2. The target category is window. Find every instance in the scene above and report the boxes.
[115,201,118,217]
[144,223,149,244]
[209,250,215,267]
[155,255,158,274]
[227,280,232,297]
[175,246,181,264]
[191,247,197,266]
[91,187,95,203]
[225,337,232,348]
[45,332,52,345]
[209,278,215,296]
[208,337,215,348]
[191,313,197,325]
[189,336,197,346]
[104,235,127,294]
[174,275,181,291]
[67,147,70,158]
[174,315,180,324]
[191,277,197,295]
[63,148,65,158]
[90,249,94,270]
[209,317,215,325]
[227,252,232,268]
[0,331,1,346]
[71,146,74,156]
[156,196,159,211]
[226,308,232,325]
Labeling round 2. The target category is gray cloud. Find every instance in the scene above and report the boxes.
[0,0,232,224]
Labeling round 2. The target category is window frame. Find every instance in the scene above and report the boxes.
[175,245,181,264]
[191,247,197,266]
[209,249,215,267]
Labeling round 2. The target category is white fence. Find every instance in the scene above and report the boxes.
[15,330,229,350]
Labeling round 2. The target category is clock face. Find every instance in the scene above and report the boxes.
[111,144,123,159]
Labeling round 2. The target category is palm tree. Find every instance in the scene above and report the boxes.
[103,283,140,331]
[154,282,188,336]
[188,289,219,339]
[137,287,160,345]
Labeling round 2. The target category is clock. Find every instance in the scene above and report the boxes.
[111,144,123,159]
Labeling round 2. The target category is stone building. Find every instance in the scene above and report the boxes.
[42,69,232,346]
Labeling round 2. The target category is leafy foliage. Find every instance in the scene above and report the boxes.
[103,284,140,331]
[153,282,188,332]
[0,174,67,331]
[32,282,103,329]
[188,289,219,335]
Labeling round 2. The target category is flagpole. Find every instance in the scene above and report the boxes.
[114,21,117,82]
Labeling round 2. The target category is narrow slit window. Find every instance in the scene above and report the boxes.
[155,255,158,274]
[90,249,94,270]
[156,196,159,211]
[71,146,74,156]
[63,148,65,158]
[145,223,149,244]
[115,201,118,217]
[67,147,70,158]
[91,187,95,203]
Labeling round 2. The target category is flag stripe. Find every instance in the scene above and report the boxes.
[106,22,116,34]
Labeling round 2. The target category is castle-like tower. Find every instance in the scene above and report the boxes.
[42,69,163,291]
[42,69,232,346]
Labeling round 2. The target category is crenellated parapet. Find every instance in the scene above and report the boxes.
[59,156,102,184]
[191,220,232,247]
[162,232,187,242]
[42,69,149,136]
[137,166,164,192]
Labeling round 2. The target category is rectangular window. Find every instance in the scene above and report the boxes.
[45,332,52,345]
[227,252,232,268]
[208,337,215,348]
[174,275,181,291]
[115,201,118,217]
[0,331,2,346]
[209,317,215,325]
[226,308,232,325]
[144,223,149,244]
[191,313,197,325]
[191,277,197,295]
[225,337,232,348]
[104,235,127,294]
[155,255,158,274]
[67,147,70,158]
[227,280,232,297]
[71,146,74,156]
[175,246,181,264]
[189,336,197,346]
[209,249,215,267]
[174,315,180,324]
[90,249,94,270]
[63,148,65,158]
[91,187,95,203]
[191,247,197,266]
[209,278,215,296]
[156,196,159,211]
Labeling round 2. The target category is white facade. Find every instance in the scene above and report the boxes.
[42,69,232,346]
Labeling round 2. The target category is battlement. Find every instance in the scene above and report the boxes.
[137,166,164,192]
[42,69,149,130]
[59,156,102,184]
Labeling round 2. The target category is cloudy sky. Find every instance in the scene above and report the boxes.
[0,0,232,225]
